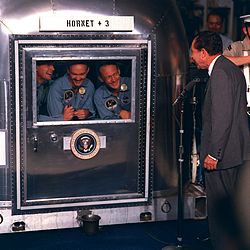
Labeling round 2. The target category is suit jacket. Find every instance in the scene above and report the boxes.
[200,55,250,169]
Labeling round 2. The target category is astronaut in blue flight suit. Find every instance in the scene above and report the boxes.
[47,62,95,121]
[94,62,131,119]
[36,61,55,121]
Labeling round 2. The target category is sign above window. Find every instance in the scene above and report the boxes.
[39,15,134,32]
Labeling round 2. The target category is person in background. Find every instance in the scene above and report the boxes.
[223,14,250,129]
[191,31,250,250]
[36,61,55,121]
[47,62,95,121]
[94,62,131,119]
[206,10,233,51]
[223,14,250,66]
[189,10,232,61]
[223,16,250,250]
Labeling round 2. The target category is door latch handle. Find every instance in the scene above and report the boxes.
[33,136,38,152]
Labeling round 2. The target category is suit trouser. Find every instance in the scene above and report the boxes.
[205,165,245,250]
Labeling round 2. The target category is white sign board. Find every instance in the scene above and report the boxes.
[0,131,6,166]
[39,15,134,32]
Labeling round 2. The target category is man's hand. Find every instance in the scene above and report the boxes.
[63,105,74,121]
[74,109,89,120]
[203,155,218,170]
[119,110,131,119]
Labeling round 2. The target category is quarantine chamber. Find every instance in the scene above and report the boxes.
[0,0,206,233]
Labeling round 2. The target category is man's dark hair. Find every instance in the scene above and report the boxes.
[193,31,223,55]
[207,10,224,23]
[244,22,250,39]
[97,61,119,74]
[67,60,89,69]
[36,60,54,66]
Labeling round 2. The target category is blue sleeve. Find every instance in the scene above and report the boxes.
[47,82,64,120]
[83,82,96,118]
[94,91,120,119]
[38,114,62,121]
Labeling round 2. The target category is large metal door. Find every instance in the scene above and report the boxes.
[10,35,154,213]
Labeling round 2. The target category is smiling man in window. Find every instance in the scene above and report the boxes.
[94,61,131,120]
[36,61,55,121]
[47,61,95,121]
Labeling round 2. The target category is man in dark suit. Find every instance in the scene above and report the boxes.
[191,31,250,250]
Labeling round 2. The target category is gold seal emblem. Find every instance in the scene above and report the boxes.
[120,83,128,92]
[79,87,86,95]
[70,129,100,160]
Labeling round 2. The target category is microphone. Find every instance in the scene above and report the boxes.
[172,78,201,106]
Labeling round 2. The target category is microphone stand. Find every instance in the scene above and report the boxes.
[162,88,195,250]
[190,86,199,184]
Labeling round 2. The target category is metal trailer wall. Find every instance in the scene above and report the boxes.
[0,0,205,233]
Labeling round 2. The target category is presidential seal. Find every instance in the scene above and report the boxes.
[70,129,100,160]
